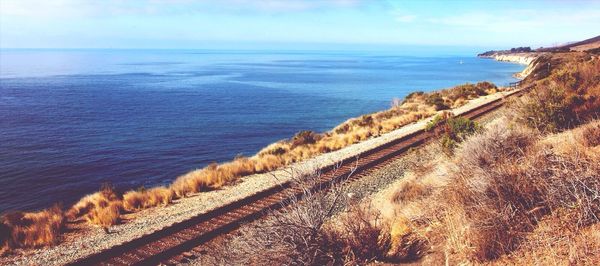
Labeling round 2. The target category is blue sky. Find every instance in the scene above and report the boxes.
[0,0,598,50]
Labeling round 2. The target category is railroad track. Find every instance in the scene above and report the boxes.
[67,89,523,266]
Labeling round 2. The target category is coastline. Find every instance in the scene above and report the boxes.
[479,52,537,65]
[0,87,523,266]
[1,55,535,265]
[0,52,525,213]
[479,52,541,79]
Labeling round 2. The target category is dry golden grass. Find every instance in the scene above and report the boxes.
[386,217,428,262]
[322,205,392,264]
[122,186,174,212]
[1,205,64,254]
[122,190,147,212]
[385,118,600,264]
[146,187,175,207]
[391,180,431,204]
[445,121,598,261]
[86,201,122,230]
[517,54,600,132]
[66,184,121,225]
[580,121,600,147]
[493,209,600,265]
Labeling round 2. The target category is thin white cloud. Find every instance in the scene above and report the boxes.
[0,0,365,18]
[395,14,416,23]
[389,8,417,23]
[227,0,362,12]
[426,9,600,33]
[0,0,153,18]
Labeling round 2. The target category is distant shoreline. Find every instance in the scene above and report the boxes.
[478,52,540,79]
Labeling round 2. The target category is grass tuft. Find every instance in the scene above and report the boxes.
[1,205,64,254]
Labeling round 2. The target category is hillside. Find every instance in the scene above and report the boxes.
[538,34,600,52]
[479,35,600,55]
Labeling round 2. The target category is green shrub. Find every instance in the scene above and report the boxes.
[425,115,479,154]
[402,91,425,104]
[440,135,457,155]
[425,114,444,132]
[518,54,599,133]
[291,130,321,148]
[406,91,425,99]
[517,84,578,133]
[446,83,493,103]
[356,115,374,127]
[425,93,449,110]
[445,117,480,141]
[456,83,483,97]
[476,81,497,91]
[441,117,480,154]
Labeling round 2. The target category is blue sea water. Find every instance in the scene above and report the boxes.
[0,49,523,211]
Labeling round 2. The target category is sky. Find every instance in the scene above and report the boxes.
[0,0,599,50]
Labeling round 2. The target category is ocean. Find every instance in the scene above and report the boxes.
[0,49,523,211]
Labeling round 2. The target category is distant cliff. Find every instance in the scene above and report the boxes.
[477,46,537,65]
[487,53,537,65]
[478,50,540,79]
[477,47,532,57]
